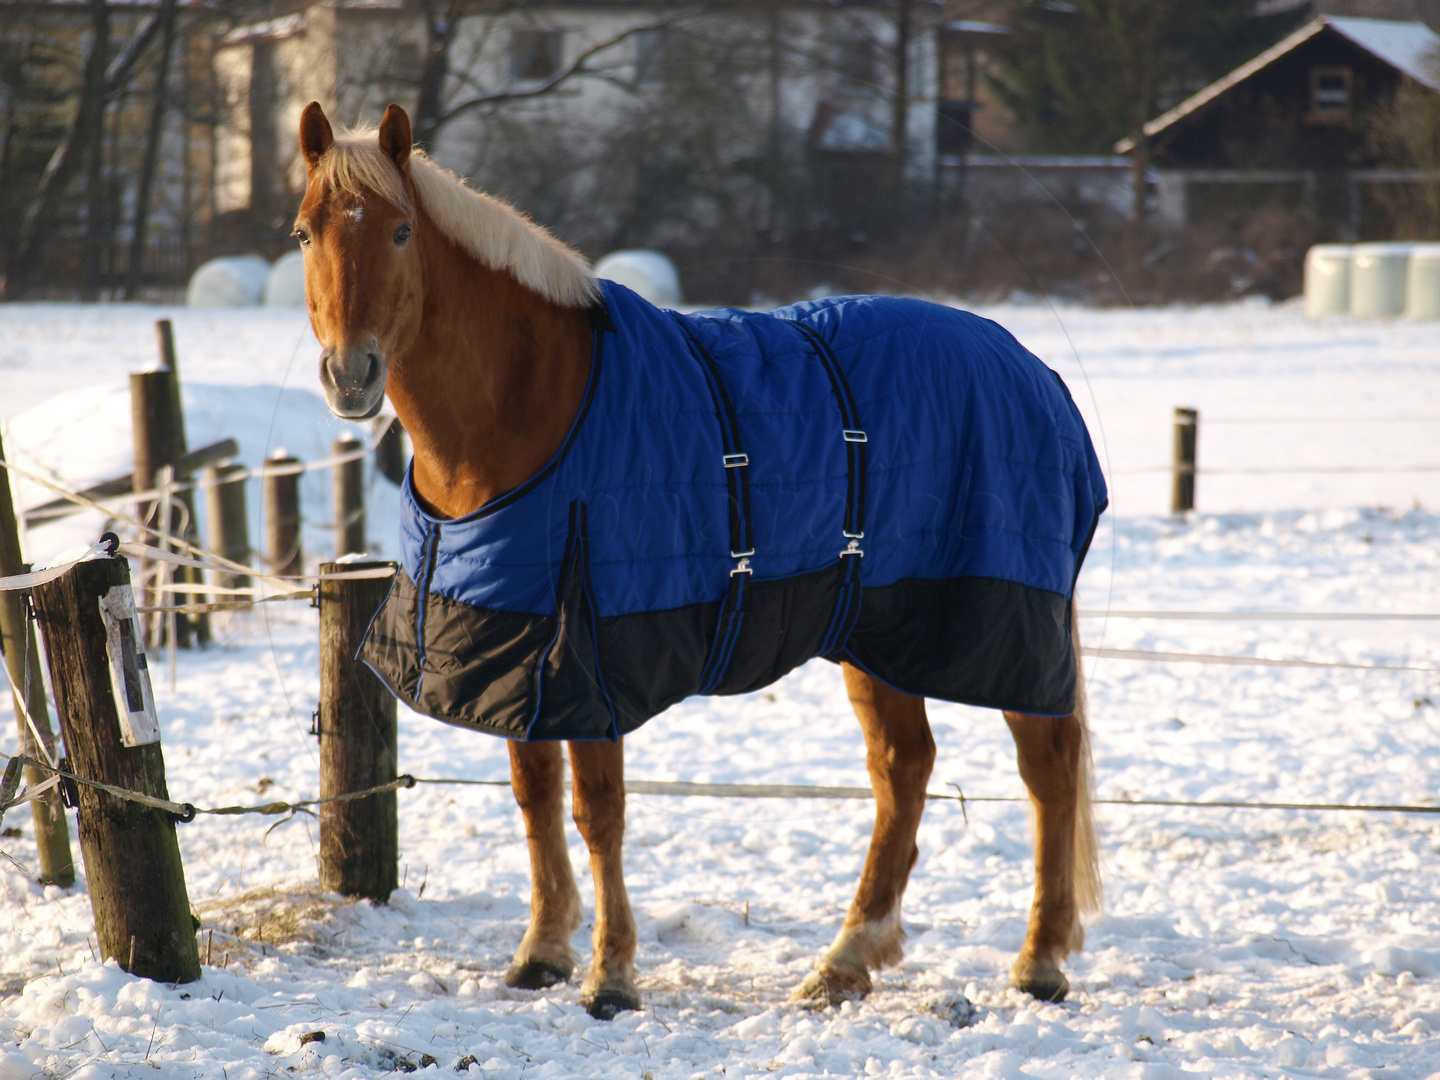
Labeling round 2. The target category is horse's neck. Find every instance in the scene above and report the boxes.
[389,217,593,520]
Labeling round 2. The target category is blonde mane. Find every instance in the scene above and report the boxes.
[313,128,599,309]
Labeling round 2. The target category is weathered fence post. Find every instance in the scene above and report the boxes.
[137,322,210,644]
[0,430,75,886]
[203,462,251,591]
[373,417,406,486]
[30,554,200,982]
[264,450,302,577]
[333,437,365,558]
[318,560,398,901]
[1171,407,1198,514]
[155,316,208,648]
[131,370,190,649]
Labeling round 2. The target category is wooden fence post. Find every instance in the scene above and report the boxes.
[318,560,398,901]
[333,437,365,558]
[131,371,185,649]
[264,451,302,577]
[161,319,213,642]
[30,555,200,983]
[1171,407,1198,514]
[142,321,210,644]
[203,463,250,591]
[373,417,406,486]
[0,430,75,886]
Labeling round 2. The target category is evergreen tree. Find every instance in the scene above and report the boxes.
[988,0,1308,213]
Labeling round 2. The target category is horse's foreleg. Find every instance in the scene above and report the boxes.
[793,663,935,1006]
[1003,710,1086,1001]
[569,738,640,1020]
[504,740,582,990]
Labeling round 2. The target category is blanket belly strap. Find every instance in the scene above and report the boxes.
[672,315,757,694]
[674,315,874,693]
[785,320,868,658]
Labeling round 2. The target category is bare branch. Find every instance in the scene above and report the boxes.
[437,7,703,125]
[104,10,160,99]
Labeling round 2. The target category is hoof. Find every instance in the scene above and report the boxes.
[505,958,571,991]
[791,965,872,1008]
[1009,962,1069,1003]
[582,986,641,1021]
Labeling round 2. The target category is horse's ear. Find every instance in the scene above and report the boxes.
[379,104,412,172]
[300,102,333,171]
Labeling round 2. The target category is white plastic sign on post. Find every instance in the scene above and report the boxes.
[98,585,161,747]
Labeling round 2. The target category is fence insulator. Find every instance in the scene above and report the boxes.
[318,560,399,901]
[0,429,75,886]
[333,437,366,558]
[203,462,251,590]
[264,451,303,577]
[1172,407,1198,514]
[30,555,200,983]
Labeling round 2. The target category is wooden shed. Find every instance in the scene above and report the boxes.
[1116,16,1440,236]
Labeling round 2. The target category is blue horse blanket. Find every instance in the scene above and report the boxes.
[360,281,1107,740]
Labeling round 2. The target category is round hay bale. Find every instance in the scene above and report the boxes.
[1302,244,1352,318]
[186,256,272,308]
[264,250,306,308]
[1349,242,1411,319]
[1405,243,1440,320]
[593,249,682,308]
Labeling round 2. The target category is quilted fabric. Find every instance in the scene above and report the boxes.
[360,281,1107,740]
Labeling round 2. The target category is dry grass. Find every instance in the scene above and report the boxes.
[192,885,356,961]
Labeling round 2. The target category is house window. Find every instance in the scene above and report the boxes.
[1309,66,1351,120]
[511,29,563,82]
[634,28,670,85]
[836,36,876,86]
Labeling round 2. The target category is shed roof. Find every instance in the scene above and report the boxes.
[1115,15,1440,153]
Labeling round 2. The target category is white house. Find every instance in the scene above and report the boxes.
[211,0,947,250]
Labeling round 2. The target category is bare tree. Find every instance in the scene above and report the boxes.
[123,0,178,299]
[4,0,165,297]
[409,0,698,151]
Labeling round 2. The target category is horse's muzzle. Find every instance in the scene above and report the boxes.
[320,341,387,419]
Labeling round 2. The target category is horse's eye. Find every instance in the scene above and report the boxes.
[292,228,311,248]
[394,223,412,247]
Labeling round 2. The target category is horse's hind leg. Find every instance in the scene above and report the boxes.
[504,740,583,989]
[569,738,640,1020]
[793,663,935,1006]
[1003,709,1097,1002]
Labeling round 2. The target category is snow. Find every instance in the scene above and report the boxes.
[2,298,1439,1079]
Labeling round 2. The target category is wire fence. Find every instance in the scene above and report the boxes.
[2,419,1439,873]
[3,753,1436,843]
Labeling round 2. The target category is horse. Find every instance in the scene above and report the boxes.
[295,101,1105,1020]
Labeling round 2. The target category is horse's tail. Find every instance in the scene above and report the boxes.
[1071,599,1103,919]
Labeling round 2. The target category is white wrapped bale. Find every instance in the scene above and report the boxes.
[264,250,306,307]
[1349,242,1411,319]
[1405,243,1440,320]
[593,249,683,308]
[1303,244,1352,318]
[186,256,272,307]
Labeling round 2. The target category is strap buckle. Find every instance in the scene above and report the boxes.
[840,538,863,559]
[723,453,749,468]
[843,430,867,443]
[730,548,754,576]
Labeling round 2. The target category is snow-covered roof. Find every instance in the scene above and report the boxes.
[1329,15,1440,87]
[1116,15,1440,153]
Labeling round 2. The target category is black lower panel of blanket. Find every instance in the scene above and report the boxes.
[359,567,1076,742]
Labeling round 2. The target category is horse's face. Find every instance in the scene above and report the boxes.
[295,102,420,420]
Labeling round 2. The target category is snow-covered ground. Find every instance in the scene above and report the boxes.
[1,299,1438,1079]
